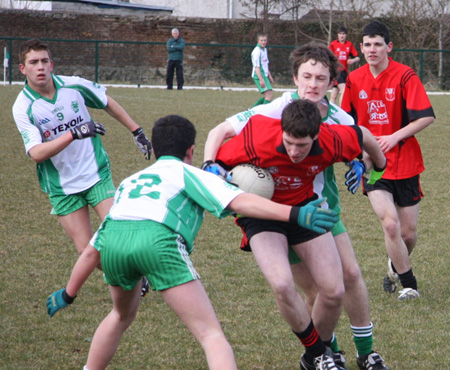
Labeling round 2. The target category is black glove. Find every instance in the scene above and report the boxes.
[71,121,105,140]
[132,128,152,160]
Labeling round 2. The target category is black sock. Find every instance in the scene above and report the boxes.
[293,320,326,363]
[398,268,417,290]
[390,259,398,274]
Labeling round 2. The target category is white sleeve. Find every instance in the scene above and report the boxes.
[226,92,294,135]
[12,95,43,155]
[251,47,261,67]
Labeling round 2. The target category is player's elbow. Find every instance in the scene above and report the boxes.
[28,148,46,163]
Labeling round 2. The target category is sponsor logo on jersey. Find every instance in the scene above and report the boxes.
[385,88,395,101]
[71,101,80,113]
[274,175,304,190]
[307,166,321,176]
[359,90,368,99]
[44,130,51,138]
[38,118,51,126]
[50,116,84,135]
[367,100,389,125]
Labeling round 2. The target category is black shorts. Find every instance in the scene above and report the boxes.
[236,195,322,248]
[362,175,423,207]
[336,70,348,85]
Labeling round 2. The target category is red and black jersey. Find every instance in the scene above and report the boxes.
[216,115,363,206]
[341,58,435,179]
[329,40,358,72]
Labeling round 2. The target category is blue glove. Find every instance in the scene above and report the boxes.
[201,160,232,182]
[345,160,366,194]
[71,121,106,140]
[47,288,76,318]
[132,127,152,160]
[290,198,338,234]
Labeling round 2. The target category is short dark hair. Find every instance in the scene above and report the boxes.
[257,32,268,40]
[20,38,52,65]
[151,115,196,160]
[362,21,390,44]
[289,42,341,83]
[281,99,322,139]
[338,26,348,34]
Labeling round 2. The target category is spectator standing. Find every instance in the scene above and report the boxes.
[166,28,185,90]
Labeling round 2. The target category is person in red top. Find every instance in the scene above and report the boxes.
[329,26,360,105]
[216,99,386,370]
[341,20,435,302]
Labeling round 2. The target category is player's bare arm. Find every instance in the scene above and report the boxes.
[228,193,291,221]
[104,95,140,132]
[255,66,265,87]
[204,120,236,161]
[376,116,434,153]
[360,126,387,170]
[28,132,74,163]
[65,244,100,298]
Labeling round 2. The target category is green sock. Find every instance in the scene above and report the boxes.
[251,97,266,107]
[352,322,374,357]
[329,333,340,353]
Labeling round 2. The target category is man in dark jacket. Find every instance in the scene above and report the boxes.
[166,28,185,90]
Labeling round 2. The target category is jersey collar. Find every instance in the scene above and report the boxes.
[22,74,64,103]
[157,155,182,162]
[290,92,334,123]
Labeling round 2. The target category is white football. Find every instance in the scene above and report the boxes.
[230,164,274,199]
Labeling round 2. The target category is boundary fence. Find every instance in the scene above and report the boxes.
[3,37,450,89]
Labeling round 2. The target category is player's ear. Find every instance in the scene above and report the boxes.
[184,145,195,164]
[387,42,394,53]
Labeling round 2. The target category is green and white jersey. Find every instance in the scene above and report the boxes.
[226,92,355,215]
[12,74,110,195]
[105,156,243,250]
[251,44,270,78]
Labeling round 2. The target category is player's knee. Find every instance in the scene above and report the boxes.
[402,229,417,250]
[343,262,363,288]
[381,217,401,239]
[270,279,297,303]
[319,283,345,308]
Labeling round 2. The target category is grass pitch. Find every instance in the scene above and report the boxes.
[0,85,449,369]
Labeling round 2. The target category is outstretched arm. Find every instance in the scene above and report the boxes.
[104,95,152,160]
[104,95,140,132]
[47,244,100,317]
[227,193,338,234]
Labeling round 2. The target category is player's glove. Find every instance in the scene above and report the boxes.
[132,127,152,160]
[201,160,232,182]
[47,288,76,318]
[367,162,387,185]
[71,121,106,140]
[345,160,366,194]
[290,198,338,234]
